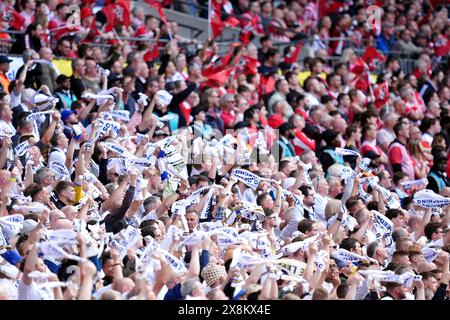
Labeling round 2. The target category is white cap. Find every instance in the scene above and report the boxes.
[33,94,58,110]
[283,177,296,190]
[21,219,38,235]
[33,93,50,105]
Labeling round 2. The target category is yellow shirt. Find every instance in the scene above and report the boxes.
[297,71,327,86]
[74,185,83,203]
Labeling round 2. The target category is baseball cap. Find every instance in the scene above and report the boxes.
[56,74,70,84]
[61,109,75,122]
[80,7,94,20]
[1,250,23,265]
[0,55,12,64]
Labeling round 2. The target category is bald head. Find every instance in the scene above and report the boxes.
[417,261,437,274]
[100,290,122,300]
[61,206,78,221]
[112,278,135,294]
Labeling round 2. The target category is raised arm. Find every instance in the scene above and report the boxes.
[40,111,61,146]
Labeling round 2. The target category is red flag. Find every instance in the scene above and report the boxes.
[260,76,276,95]
[433,35,449,57]
[102,0,131,29]
[51,24,81,40]
[145,0,174,6]
[239,26,252,45]
[157,6,168,25]
[3,4,25,31]
[242,55,259,75]
[210,0,240,39]
[210,0,225,38]
[202,49,233,77]
[362,46,385,71]
[350,57,367,75]
[284,42,303,64]
[373,82,389,108]
[146,0,170,25]
[10,11,25,31]
[203,66,234,88]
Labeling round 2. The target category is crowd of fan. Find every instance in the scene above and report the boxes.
[0,0,449,301]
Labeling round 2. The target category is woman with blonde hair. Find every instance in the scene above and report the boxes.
[408,139,431,179]
[325,199,346,244]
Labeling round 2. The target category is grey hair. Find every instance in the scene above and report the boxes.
[22,49,37,63]
[220,93,235,106]
[366,241,380,258]
[180,278,201,297]
[34,167,53,185]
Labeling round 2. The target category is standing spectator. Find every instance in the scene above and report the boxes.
[389,119,415,180]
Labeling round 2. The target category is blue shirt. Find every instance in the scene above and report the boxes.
[375,34,397,56]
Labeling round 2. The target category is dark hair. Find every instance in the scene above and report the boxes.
[337,93,348,104]
[53,180,74,197]
[23,183,44,200]
[244,106,258,122]
[424,222,442,240]
[366,201,379,211]
[256,192,269,206]
[385,208,404,221]
[336,284,348,299]
[393,121,404,136]
[139,219,158,230]
[392,171,408,186]
[141,225,159,239]
[265,48,279,59]
[340,238,359,252]
[419,117,438,133]
[298,219,315,233]
[345,196,361,212]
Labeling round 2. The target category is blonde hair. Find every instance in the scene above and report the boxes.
[325,199,341,221]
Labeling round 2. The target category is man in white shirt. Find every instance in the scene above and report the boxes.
[312,175,331,226]
[420,117,441,147]
[48,131,68,165]
[0,103,16,138]
[377,111,398,154]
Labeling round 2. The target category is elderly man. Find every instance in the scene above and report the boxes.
[36,47,58,92]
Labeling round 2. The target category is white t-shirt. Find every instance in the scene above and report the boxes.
[313,194,329,226]
[18,279,54,300]
[243,188,257,204]
[0,279,19,300]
